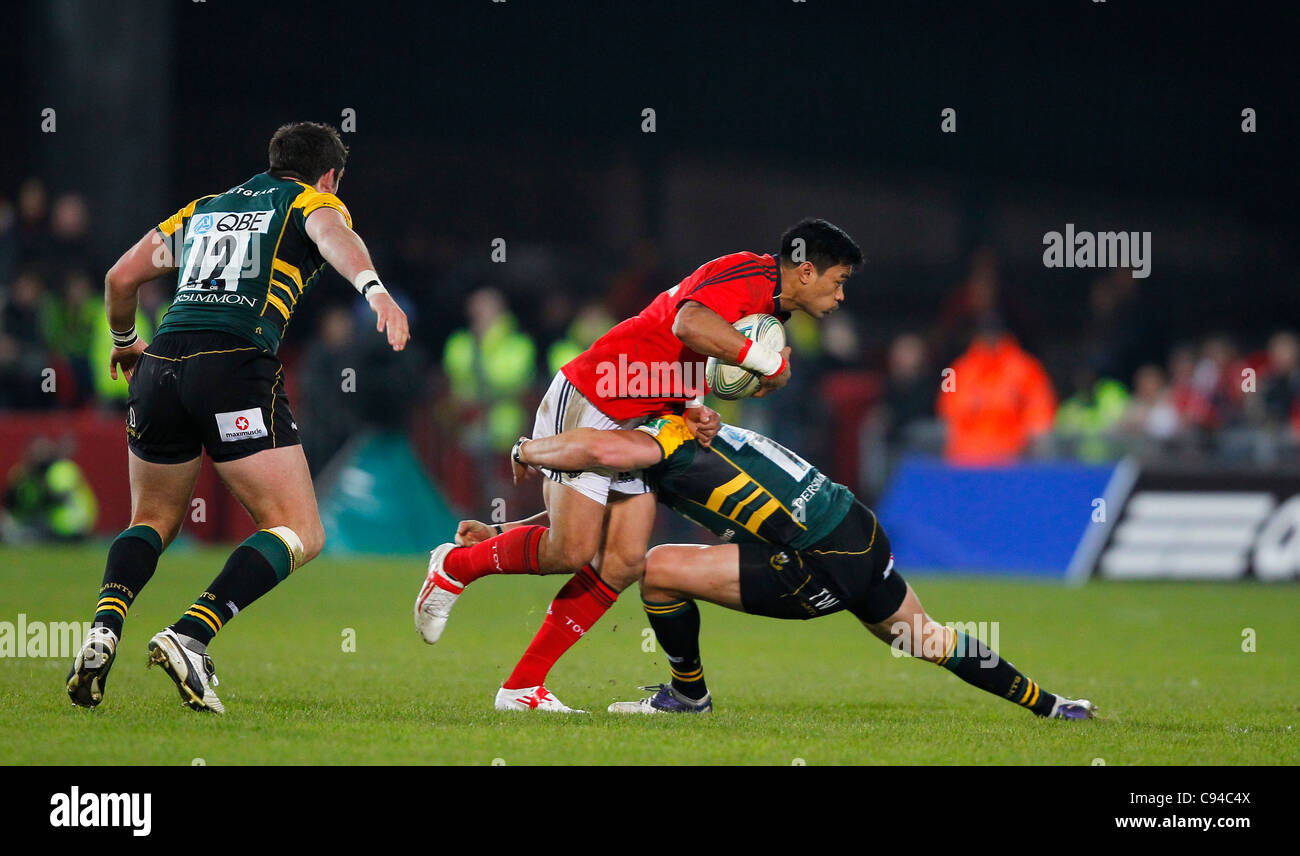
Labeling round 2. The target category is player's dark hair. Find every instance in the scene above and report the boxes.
[779,218,863,272]
[267,122,348,184]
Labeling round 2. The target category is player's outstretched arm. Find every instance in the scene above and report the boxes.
[515,428,663,476]
[305,207,410,351]
[673,300,790,396]
[103,229,177,380]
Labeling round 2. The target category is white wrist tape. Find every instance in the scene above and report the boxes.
[110,325,138,348]
[739,341,782,376]
[352,269,381,294]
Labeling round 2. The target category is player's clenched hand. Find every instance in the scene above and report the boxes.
[455,519,495,547]
[510,437,538,485]
[752,347,792,398]
[684,404,720,447]
[109,339,148,382]
[369,292,409,352]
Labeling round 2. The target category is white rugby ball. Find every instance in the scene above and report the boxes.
[705,313,786,400]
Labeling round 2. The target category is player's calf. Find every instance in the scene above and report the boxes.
[866,586,1097,720]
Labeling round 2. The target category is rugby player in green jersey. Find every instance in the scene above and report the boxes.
[67,122,409,713]
[456,415,1097,719]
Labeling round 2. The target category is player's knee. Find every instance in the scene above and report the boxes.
[539,533,598,573]
[642,546,683,595]
[598,551,645,593]
[298,520,325,564]
[132,514,182,550]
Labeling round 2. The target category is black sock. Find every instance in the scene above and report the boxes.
[174,530,294,645]
[93,525,163,637]
[644,598,708,701]
[938,630,1057,716]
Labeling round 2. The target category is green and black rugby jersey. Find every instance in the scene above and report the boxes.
[637,415,854,549]
[153,172,353,353]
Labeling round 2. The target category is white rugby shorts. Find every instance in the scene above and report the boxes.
[530,370,651,504]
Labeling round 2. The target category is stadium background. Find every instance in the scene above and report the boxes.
[3,1,1297,566]
[0,0,1297,768]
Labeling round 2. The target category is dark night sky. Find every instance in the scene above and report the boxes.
[155,0,1296,224]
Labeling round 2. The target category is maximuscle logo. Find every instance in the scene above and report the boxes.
[49,787,151,836]
[0,615,93,658]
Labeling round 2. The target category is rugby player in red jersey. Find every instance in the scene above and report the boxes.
[414,219,863,711]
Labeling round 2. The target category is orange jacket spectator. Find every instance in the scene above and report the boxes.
[937,332,1057,465]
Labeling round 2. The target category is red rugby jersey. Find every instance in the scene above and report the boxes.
[562,251,784,421]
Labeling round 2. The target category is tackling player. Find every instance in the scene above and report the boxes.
[66,122,410,713]
[458,417,1098,719]
[415,219,861,712]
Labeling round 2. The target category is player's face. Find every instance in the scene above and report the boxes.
[799,263,851,317]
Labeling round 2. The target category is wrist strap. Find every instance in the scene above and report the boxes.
[512,438,528,465]
[110,325,138,348]
[352,268,383,295]
[737,339,783,376]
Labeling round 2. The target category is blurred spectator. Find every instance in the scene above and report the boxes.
[0,193,16,288]
[934,248,1039,365]
[1054,367,1129,462]
[442,287,537,452]
[1118,364,1181,442]
[299,306,365,473]
[1172,335,1247,432]
[1259,330,1300,438]
[49,194,93,277]
[547,301,614,377]
[16,178,52,264]
[881,332,935,443]
[42,269,100,406]
[1,437,97,543]
[936,316,1057,466]
[0,268,54,409]
[1080,271,1144,383]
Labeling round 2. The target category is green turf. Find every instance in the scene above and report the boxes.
[0,544,1296,765]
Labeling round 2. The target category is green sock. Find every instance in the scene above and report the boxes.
[643,598,708,701]
[93,525,163,637]
[938,630,1057,716]
[174,530,295,645]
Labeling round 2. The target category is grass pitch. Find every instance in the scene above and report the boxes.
[0,544,1296,765]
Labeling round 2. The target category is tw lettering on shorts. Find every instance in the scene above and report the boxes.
[49,786,151,837]
[214,408,267,443]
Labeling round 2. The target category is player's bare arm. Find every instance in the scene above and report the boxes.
[304,206,410,351]
[514,428,664,478]
[104,229,177,380]
[455,511,550,547]
[673,300,791,398]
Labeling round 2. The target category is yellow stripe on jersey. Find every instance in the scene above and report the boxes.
[265,294,291,320]
[742,497,782,533]
[709,446,807,531]
[271,279,299,306]
[705,474,752,513]
[292,184,353,228]
[272,258,305,293]
[156,195,216,237]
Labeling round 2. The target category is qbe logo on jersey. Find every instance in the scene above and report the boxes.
[215,408,268,443]
[179,210,274,292]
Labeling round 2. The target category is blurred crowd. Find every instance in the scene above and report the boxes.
[3,176,1297,524]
